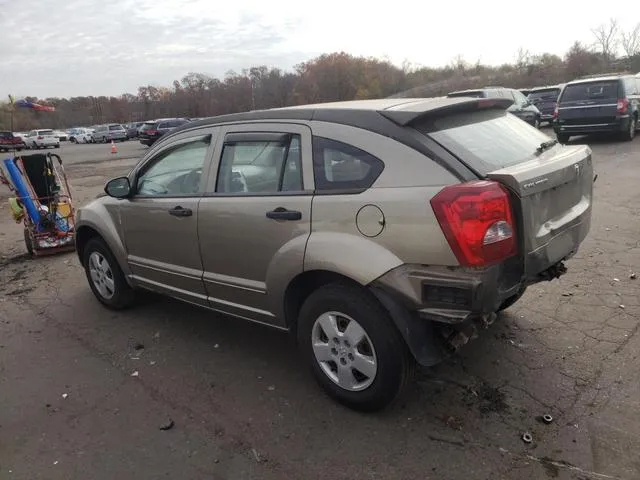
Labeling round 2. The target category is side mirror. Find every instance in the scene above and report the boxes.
[105,176,131,198]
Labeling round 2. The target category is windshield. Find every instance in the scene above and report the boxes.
[417,109,552,173]
[560,80,619,102]
[529,89,560,101]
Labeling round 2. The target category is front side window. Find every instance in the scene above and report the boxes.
[312,137,384,192]
[136,139,210,196]
[216,133,302,194]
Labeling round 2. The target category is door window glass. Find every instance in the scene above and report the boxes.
[136,140,209,196]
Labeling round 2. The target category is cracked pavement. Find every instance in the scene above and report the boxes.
[1,137,639,479]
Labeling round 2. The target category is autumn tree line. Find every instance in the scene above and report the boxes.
[3,19,640,131]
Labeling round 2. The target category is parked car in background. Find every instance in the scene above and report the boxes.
[447,87,542,127]
[23,129,60,149]
[91,124,128,143]
[0,131,25,151]
[68,128,94,143]
[53,130,68,141]
[138,118,190,146]
[124,122,144,139]
[76,97,593,411]
[528,85,565,125]
[553,73,640,143]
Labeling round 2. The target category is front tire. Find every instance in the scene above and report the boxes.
[82,237,135,309]
[297,283,415,412]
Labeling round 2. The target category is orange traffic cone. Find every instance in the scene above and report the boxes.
[111,140,117,154]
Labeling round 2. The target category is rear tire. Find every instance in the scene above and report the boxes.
[556,133,570,144]
[622,116,636,141]
[297,282,415,412]
[82,237,135,309]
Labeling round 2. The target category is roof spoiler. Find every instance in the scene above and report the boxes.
[379,97,514,126]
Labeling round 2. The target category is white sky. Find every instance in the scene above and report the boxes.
[0,0,637,98]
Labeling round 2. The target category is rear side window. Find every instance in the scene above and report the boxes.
[560,80,620,102]
[416,109,551,173]
[216,133,303,194]
[312,137,384,192]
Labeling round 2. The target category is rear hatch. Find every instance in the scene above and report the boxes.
[138,122,157,139]
[38,130,56,141]
[416,107,593,277]
[528,88,560,116]
[557,79,621,125]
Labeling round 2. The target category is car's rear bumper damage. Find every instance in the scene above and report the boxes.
[370,252,576,366]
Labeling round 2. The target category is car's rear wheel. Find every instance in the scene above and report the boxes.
[297,282,414,412]
[622,116,636,141]
[83,237,135,309]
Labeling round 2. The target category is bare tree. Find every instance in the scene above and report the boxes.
[592,18,620,62]
[514,47,532,70]
[621,23,640,57]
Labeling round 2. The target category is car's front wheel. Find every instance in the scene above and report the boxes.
[297,282,414,412]
[83,237,135,309]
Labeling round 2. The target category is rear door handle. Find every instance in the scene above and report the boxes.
[168,206,192,217]
[266,207,302,221]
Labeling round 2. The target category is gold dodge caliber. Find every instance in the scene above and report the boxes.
[76,97,593,411]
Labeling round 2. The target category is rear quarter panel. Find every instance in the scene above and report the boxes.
[306,121,460,284]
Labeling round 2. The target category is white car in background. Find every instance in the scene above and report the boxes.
[23,129,60,149]
[53,130,68,141]
[68,128,94,144]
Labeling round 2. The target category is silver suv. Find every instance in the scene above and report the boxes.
[91,124,127,143]
[75,97,593,411]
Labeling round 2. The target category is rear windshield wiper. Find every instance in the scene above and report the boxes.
[536,139,558,154]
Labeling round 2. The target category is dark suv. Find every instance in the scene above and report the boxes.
[553,74,640,143]
[447,87,542,128]
[528,85,564,125]
[139,118,190,146]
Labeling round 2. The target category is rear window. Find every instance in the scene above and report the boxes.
[417,109,551,173]
[109,125,124,131]
[528,89,560,101]
[139,122,156,131]
[560,80,620,102]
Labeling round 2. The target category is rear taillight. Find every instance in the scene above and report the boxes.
[147,130,159,135]
[37,136,43,139]
[617,98,629,114]
[552,106,558,120]
[430,181,517,267]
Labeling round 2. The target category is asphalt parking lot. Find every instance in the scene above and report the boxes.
[1,132,639,480]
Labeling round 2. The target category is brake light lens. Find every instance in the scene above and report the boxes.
[430,181,517,267]
[617,98,629,114]
[147,130,159,135]
[552,106,558,120]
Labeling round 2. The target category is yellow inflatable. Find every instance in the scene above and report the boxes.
[8,197,24,223]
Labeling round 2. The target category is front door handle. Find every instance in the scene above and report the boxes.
[266,207,302,221]
[168,206,192,217]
